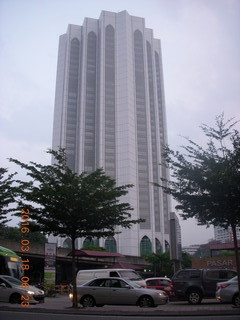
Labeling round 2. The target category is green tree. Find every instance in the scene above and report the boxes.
[145,251,174,277]
[0,225,47,244]
[181,252,192,268]
[81,245,106,251]
[156,114,240,301]
[0,167,18,226]
[9,148,142,307]
[0,225,20,242]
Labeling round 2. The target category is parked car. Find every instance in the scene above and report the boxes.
[145,277,175,299]
[216,276,240,306]
[0,275,44,304]
[171,268,237,304]
[69,277,168,307]
[76,268,146,287]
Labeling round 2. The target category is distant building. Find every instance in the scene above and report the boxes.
[182,244,200,256]
[52,10,171,256]
[214,226,240,243]
[169,212,182,272]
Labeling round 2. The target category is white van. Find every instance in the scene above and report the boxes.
[76,269,146,287]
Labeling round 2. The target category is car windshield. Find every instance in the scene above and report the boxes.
[3,276,22,286]
[118,270,142,281]
[7,261,23,279]
[126,279,142,288]
[230,276,238,282]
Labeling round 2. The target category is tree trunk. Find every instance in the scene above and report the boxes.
[231,223,240,306]
[71,237,78,308]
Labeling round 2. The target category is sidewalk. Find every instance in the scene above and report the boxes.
[0,294,239,316]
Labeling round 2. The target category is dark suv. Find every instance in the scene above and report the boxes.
[171,268,237,304]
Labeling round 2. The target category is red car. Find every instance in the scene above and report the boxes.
[145,277,175,299]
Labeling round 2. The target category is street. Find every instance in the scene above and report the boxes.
[0,294,240,320]
[0,310,240,320]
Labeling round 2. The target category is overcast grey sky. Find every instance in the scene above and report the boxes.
[0,0,239,246]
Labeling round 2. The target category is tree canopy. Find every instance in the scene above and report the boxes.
[9,148,142,307]
[145,251,174,277]
[156,114,240,300]
[10,149,141,238]
[158,114,240,230]
[145,250,192,277]
[0,225,47,244]
[0,167,17,226]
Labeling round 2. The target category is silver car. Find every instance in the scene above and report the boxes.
[216,276,240,306]
[0,275,44,304]
[69,277,168,307]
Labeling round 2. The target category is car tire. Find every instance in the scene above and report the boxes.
[233,293,240,307]
[9,293,21,304]
[187,290,202,304]
[138,295,154,308]
[80,295,95,307]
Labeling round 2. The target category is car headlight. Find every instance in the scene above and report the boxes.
[27,291,35,295]
[69,293,73,300]
[159,292,167,297]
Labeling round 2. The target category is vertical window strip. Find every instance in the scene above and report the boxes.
[66,38,80,171]
[84,32,97,173]
[134,30,150,229]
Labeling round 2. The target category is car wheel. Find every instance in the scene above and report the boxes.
[233,293,240,307]
[9,293,21,304]
[80,295,95,307]
[138,295,154,308]
[187,290,202,304]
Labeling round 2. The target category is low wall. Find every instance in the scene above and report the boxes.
[192,256,236,270]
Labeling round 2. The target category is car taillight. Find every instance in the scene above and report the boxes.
[170,282,174,290]
[217,283,230,290]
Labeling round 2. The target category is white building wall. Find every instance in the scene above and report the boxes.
[214,226,240,243]
[52,10,171,256]
[115,11,140,255]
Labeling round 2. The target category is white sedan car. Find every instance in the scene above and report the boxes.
[216,276,240,306]
[0,275,44,304]
[69,277,168,307]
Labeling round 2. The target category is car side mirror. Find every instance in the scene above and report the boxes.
[124,285,131,289]
[0,283,7,288]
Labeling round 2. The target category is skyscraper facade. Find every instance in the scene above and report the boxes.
[52,10,170,256]
[214,226,240,243]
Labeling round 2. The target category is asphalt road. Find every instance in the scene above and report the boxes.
[0,295,239,319]
[1,310,240,320]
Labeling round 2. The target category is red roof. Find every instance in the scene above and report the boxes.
[209,240,240,250]
[68,249,123,258]
[110,261,137,269]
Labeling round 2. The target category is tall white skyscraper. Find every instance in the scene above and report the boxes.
[52,10,171,256]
